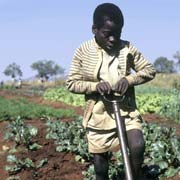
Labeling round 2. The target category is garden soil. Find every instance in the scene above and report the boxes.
[0,90,179,180]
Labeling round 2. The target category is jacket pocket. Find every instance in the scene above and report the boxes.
[83,99,96,128]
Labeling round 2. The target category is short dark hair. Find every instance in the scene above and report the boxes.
[93,3,124,29]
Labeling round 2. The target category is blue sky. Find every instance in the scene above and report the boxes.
[0,0,180,80]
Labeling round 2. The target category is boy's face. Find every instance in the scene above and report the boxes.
[92,20,122,54]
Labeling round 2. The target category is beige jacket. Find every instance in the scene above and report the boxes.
[66,38,156,128]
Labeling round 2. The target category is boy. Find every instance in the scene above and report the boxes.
[66,3,156,180]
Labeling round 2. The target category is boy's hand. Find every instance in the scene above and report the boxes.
[96,81,111,95]
[114,78,129,95]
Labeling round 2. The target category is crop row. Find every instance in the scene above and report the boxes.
[43,87,180,123]
[3,115,180,179]
[0,96,76,121]
[1,94,180,179]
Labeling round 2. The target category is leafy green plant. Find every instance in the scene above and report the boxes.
[136,93,171,114]
[5,155,35,174]
[5,155,48,174]
[43,87,85,106]
[82,165,95,180]
[143,122,180,179]
[159,89,180,123]
[46,116,91,162]
[136,88,180,123]
[6,176,21,180]
[4,116,41,150]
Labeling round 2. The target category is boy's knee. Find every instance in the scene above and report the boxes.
[130,138,145,156]
[127,129,145,155]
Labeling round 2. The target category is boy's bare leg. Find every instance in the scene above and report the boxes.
[93,152,109,180]
[127,129,145,179]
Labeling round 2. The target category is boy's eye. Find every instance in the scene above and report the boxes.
[102,31,119,38]
[102,32,110,37]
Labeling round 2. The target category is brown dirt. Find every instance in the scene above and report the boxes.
[0,89,179,180]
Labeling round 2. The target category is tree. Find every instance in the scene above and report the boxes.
[173,51,180,72]
[31,60,65,80]
[3,62,23,79]
[153,57,176,73]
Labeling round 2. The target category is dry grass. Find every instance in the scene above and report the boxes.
[3,74,180,90]
[147,73,180,89]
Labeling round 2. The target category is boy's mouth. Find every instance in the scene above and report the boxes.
[106,43,116,49]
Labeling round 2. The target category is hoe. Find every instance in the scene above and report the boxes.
[103,94,134,180]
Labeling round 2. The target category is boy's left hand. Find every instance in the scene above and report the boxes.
[114,78,129,95]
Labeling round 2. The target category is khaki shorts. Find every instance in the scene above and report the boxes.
[86,117,142,153]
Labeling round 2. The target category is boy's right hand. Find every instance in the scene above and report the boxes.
[96,81,111,95]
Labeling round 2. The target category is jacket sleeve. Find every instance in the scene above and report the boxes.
[66,47,98,94]
[125,43,156,86]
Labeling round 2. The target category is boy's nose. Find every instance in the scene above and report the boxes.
[109,36,115,42]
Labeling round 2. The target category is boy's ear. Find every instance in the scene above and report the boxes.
[92,25,97,34]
